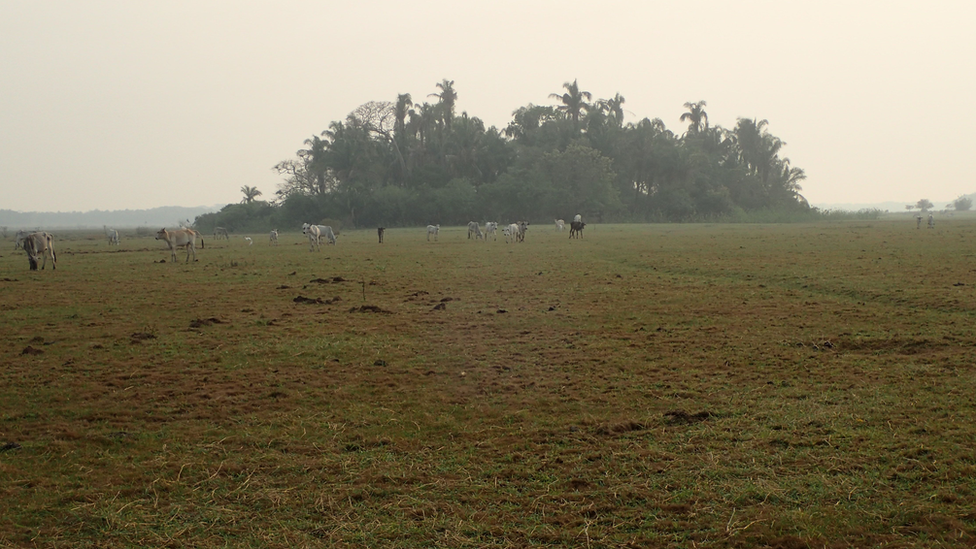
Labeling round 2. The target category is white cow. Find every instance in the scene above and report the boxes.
[555,219,565,231]
[467,221,483,240]
[505,223,520,244]
[302,223,320,251]
[244,236,253,246]
[155,228,203,263]
[427,224,439,241]
[23,232,57,270]
[573,214,582,223]
[302,223,337,251]
[269,229,279,246]
[214,227,230,240]
[484,222,498,241]
[104,226,120,246]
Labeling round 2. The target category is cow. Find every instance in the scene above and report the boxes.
[573,214,582,223]
[302,223,337,251]
[244,236,253,246]
[155,228,203,263]
[23,232,57,270]
[555,219,565,231]
[104,226,120,246]
[269,229,279,246]
[467,221,483,240]
[427,224,439,241]
[484,222,498,241]
[570,221,586,239]
[505,223,520,244]
[377,227,385,243]
[214,227,230,240]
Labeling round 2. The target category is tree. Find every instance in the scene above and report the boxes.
[241,185,262,204]
[952,196,973,211]
[596,93,627,127]
[540,143,620,216]
[394,93,413,137]
[916,198,934,211]
[428,79,457,131]
[680,100,709,135]
[549,79,592,125]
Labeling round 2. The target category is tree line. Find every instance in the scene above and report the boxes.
[196,79,813,233]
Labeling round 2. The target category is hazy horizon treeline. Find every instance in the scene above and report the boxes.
[0,206,218,230]
[196,79,811,232]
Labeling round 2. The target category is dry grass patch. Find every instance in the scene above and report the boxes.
[2,222,976,547]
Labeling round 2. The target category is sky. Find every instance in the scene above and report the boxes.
[1,1,973,213]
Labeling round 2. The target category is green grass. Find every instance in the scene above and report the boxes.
[2,221,976,547]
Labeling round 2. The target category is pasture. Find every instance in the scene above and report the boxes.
[1,221,975,547]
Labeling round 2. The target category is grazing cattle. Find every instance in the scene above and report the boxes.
[302,223,337,251]
[377,227,385,243]
[569,221,586,239]
[269,229,279,246]
[505,223,520,243]
[104,226,120,246]
[555,219,565,231]
[214,227,230,240]
[573,214,582,224]
[427,224,439,241]
[484,222,498,241]
[467,221,484,240]
[155,228,203,263]
[244,236,253,246]
[23,232,57,270]
[928,214,935,229]
[517,221,529,242]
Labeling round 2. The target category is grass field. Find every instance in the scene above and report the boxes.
[2,221,975,548]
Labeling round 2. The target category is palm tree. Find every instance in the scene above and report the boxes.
[298,134,330,194]
[394,93,413,137]
[240,185,262,203]
[597,93,626,127]
[428,79,457,131]
[549,79,592,124]
[679,100,708,134]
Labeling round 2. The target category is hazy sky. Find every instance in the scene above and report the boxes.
[2,1,973,212]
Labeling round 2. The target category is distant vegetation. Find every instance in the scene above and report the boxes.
[0,206,217,230]
[198,80,812,232]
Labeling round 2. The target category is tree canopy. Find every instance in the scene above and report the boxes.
[204,80,813,231]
